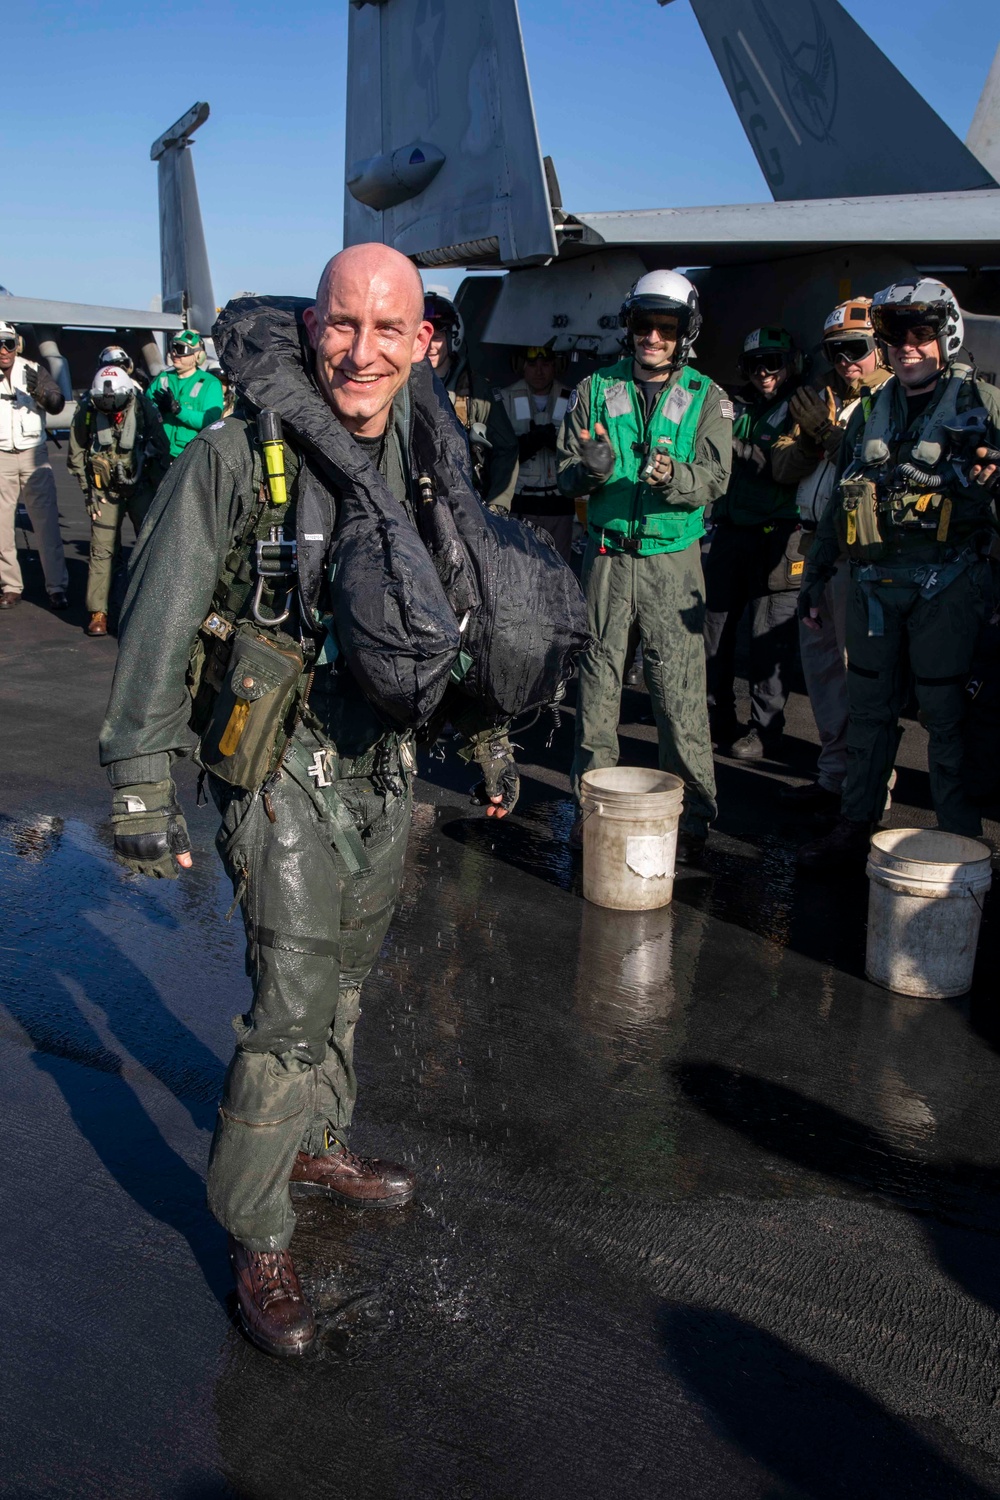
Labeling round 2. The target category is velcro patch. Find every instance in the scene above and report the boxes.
[719,399,735,421]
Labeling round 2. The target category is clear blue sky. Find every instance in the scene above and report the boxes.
[2,0,996,312]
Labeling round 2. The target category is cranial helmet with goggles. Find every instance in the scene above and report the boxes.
[423,292,465,355]
[822,299,881,367]
[738,326,801,380]
[870,278,964,367]
[0,321,22,354]
[90,365,134,413]
[619,269,701,366]
[99,345,134,376]
[170,329,205,361]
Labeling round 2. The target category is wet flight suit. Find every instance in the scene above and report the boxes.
[703,385,802,748]
[558,357,732,837]
[800,363,1000,835]
[68,391,170,615]
[99,401,466,1252]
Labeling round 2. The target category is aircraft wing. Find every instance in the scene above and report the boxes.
[567,189,1000,264]
[0,296,183,331]
[663,0,996,199]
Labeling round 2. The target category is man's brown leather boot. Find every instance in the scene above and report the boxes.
[86,612,108,637]
[228,1235,316,1357]
[290,1145,415,1206]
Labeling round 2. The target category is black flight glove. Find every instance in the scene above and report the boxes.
[154,386,181,418]
[465,729,520,817]
[580,426,615,481]
[23,364,39,397]
[518,423,558,462]
[111,779,191,878]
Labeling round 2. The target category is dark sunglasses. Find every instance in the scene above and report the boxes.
[0,338,17,352]
[631,318,679,339]
[871,308,942,347]
[826,336,876,362]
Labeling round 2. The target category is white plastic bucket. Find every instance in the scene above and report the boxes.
[580,767,685,910]
[865,828,992,998]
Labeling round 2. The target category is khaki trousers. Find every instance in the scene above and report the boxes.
[0,445,68,595]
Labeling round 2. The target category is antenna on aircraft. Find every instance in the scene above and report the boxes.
[150,103,216,336]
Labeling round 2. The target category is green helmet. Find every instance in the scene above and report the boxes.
[169,329,204,356]
[738,326,800,378]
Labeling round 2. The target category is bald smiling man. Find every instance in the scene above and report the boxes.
[99,246,518,1355]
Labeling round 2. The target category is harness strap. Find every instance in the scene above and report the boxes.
[854,549,978,637]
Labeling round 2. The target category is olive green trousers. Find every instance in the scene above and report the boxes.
[86,490,153,613]
[841,560,991,833]
[207,730,411,1251]
[572,539,717,837]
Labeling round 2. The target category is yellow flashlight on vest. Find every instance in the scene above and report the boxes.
[258,409,287,506]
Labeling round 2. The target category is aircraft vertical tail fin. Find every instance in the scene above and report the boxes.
[670,0,997,200]
[968,44,1000,182]
[151,103,216,337]
[344,0,557,267]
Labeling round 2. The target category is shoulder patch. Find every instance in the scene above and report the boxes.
[719,399,735,421]
[208,420,226,431]
[567,388,579,413]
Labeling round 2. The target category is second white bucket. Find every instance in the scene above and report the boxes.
[865,828,992,998]
[580,767,685,910]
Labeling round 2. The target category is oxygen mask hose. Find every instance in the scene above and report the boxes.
[258,409,288,506]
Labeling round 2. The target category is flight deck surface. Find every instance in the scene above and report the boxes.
[4,461,1000,1499]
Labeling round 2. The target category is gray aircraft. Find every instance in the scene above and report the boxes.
[344,0,1000,383]
[2,103,214,421]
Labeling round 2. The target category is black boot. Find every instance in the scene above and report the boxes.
[780,781,841,814]
[797,815,872,873]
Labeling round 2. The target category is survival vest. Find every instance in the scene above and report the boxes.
[836,364,1000,563]
[796,380,883,527]
[717,389,798,526]
[500,377,570,500]
[585,359,711,555]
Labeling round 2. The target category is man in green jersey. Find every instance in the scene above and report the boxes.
[151,329,225,459]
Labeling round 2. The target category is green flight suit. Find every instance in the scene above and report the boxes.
[100,410,421,1252]
[68,392,170,614]
[803,364,1000,834]
[558,360,733,836]
[150,365,225,459]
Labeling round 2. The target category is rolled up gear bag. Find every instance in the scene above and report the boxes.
[407,358,591,720]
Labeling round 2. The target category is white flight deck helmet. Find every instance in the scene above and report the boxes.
[0,320,22,352]
[619,269,702,364]
[90,365,134,413]
[98,344,134,375]
[871,277,965,367]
